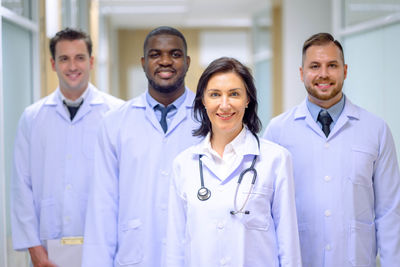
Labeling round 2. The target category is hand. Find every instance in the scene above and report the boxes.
[28,245,57,267]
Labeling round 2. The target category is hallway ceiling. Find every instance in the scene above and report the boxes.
[98,0,271,28]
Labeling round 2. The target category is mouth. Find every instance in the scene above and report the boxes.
[315,81,334,90]
[217,113,235,120]
[156,69,176,79]
[67,72,81,80]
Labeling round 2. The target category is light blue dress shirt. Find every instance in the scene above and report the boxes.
[166,128,302,267]
[82,89,200,267]
[146,89,187,127]
[306,95,345,132]
[264,96,400,267]
[11,84,124,250]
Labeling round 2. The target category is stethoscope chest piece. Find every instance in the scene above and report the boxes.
[197,186,211,201]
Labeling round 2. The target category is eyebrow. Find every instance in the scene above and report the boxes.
[57,54,86,59]
[147,48,183,53]
[206,88,243,91]
[309,59,340,65]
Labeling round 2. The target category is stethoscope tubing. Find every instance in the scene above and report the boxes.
[197,134,260,214]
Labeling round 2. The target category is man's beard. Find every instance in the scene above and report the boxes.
[305,80,343,102]
[147,73,186,94]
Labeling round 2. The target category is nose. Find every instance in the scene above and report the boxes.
[69,59,78,71]
[159,53,173,66]
[319,66,329,78]
[220,95,230,110]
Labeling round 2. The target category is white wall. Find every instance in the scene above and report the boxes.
[282,0,332,111]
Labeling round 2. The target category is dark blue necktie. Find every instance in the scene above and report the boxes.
[155,104,175,133]
[317,110,333,137]
[63,100,83,121]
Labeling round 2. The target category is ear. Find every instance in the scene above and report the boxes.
[343,64,348,80]
[186,55,191,69]
[299,66,304,82]
[51,58,56,71]
[89,56,94,70]
[141,56,145,71]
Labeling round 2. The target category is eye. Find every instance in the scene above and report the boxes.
[148,52,159,58]
[310,64,319,69]
[328,63,337,68]
[77,55,86,61]
[58,56,68,62]
[231,91,240,97]
[208,91,220,97]
[171,51,182,58]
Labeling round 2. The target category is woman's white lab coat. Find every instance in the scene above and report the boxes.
[165,128,302,267]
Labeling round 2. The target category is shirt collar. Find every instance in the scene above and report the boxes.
[58,85,90,106]
[198,126,258,159]
[145,89,187,110]
[306,94,346,124]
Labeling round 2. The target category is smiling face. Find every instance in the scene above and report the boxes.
[141,34,190,101]
[51,39,93,99]
[300,42,348,109]
[203,72,249,142]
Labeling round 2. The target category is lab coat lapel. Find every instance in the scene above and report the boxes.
[328,97,359,139]
[134,94,163,133]
[72,86,103,123]
[295,101,326,138]
[45,90,70,122]
[166,90,194,135]
[195,129,259,183]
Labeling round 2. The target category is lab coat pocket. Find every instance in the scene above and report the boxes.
[348,220,375,266]
[243,187,272,231]
[350,147,376,187]
[39,198,61,239]
[117,219,144,265]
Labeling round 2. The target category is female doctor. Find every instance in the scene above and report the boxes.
[165,57,301,267]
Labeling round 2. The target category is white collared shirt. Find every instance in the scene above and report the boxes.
[202,127,247,181]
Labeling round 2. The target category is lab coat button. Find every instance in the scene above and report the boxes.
[64,216,70,223]
[161,170,169,176]
[66,184,72,190]
[324,142,330,148]
[217,222,225,229]
[220,258,227,265]
[324,175,331,182]
[324,210,332,217]
[325,244,331,251]
[66,154,72,160]
[161,204,167,210]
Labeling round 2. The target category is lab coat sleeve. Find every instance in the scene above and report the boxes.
[165,158,187,267]
[82,120,119,267]
[11,111,42,250]
[373,123,400,266]
[271,149,302,267]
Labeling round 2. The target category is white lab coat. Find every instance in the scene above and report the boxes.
[11,84,124,250]
[264,98,400,267]
[82,89,200,267]
[165,128,302,267]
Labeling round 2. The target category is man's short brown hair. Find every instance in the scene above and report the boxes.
[302,33,344,65]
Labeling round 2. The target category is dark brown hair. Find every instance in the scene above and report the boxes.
[193,57,261,137]
[50,28,92,60]
[302,32,344,65]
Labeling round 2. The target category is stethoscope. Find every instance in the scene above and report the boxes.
[197,135,259,215]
